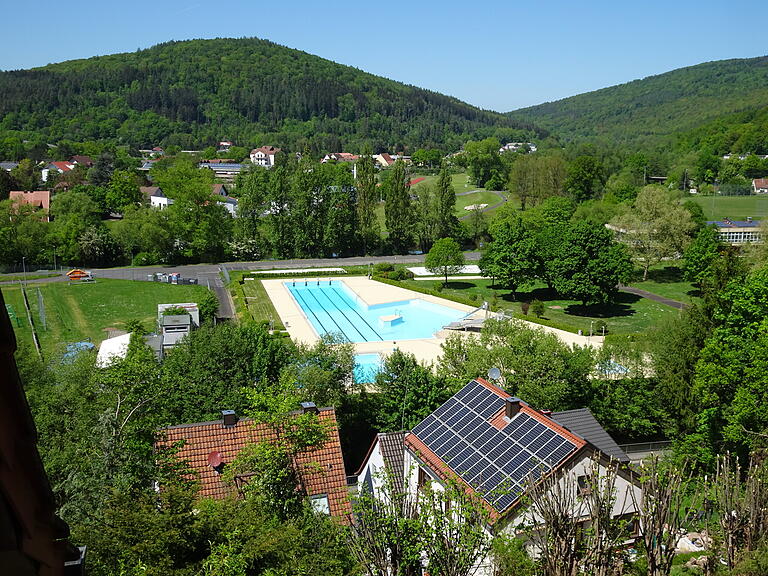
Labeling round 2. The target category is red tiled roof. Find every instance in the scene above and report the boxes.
[754,178,768,188]
[156,409,350,520]
[49,161,74,172]
[251,146,280,155]
[9,190,51,215]
[70,155,93,166]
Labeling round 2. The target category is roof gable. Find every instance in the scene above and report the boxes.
[405,378,586,514]
[155,409,350,519]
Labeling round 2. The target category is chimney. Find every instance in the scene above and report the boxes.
[540,409,553,417]
[300,401,319,414]
[221,409,238,427]
[505,397,521,419]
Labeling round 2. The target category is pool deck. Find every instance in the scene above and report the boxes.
[261,276,603,366]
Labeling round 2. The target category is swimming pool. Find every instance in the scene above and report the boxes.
[354,353,382,383]
[285,280,465,342]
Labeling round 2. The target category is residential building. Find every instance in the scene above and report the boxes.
[0,290,84,575]
[198,162,244,183]
[217,141,234,152]
[708,218,764,244]
[372,153,395,168]
[355,431,407,497]
[403,378,641,574]
[0,161,19,171]
[321,152,359,164]
[140,186,173,209]
[753,178,768,194]
[249,146,281,167]
[155,405,351,520]
[69,155,93,167]
[41,161,75,182]
[499,142,537,154]
[9,190,52,221]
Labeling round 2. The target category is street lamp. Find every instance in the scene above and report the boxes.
[22,256,26,285]
[589,320,594,342]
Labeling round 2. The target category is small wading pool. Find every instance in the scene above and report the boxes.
[285,280,465,343]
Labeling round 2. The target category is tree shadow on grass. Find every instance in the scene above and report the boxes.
[643,265,684,283]
[564,292,641,319]
[444,281,477,290]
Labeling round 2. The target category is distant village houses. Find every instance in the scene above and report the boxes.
[8,190,51,221]
[249,145,281,167]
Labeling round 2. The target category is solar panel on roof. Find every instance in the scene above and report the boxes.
[410,379,580,513]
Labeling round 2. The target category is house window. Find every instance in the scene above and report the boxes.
[418,467,429,490]
[577,474,592,495]
[309,494,330,515]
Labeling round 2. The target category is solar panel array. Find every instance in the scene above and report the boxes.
[411,380,577,512]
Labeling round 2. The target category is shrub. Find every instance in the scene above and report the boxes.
[374,262,394,273]
[520,301,530,315]
[530,299,545,318]
[132,251,160,266]
[594,319,608,335]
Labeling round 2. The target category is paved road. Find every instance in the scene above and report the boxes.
[619,285,688,310]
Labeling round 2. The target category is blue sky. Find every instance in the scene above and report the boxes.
[2,0,766,111]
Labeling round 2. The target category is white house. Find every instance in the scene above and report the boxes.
[250,146,280,167]
[141,186,174,209]
[355,431,407,498]
[753,178,768,194]
[402,378,641,574]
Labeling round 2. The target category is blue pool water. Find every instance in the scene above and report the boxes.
[285,280,465,342]
[354,353,382,384]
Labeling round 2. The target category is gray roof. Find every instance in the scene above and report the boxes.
[162,314,191,327]
[551,408,630,463]
[378,431,406,492]
[0,161,19,171]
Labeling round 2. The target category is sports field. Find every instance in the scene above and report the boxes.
[1,279,212,357]
[688,194,768,221]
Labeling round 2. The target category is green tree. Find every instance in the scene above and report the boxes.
[106,169,142,213]
[683,225,722,287]
[49,190,103,263]
[564,155,605,202]
[464,138,504,188]
[356,151,380,255]
[543,221,633,305]
[374,349,453,431]
[479,212,538,297]
[384,160,414,254]
[10,159,40,191]
[609,185,695,280]
[508,153,566,210]
[434,164,459,239]
[425,237,465,286]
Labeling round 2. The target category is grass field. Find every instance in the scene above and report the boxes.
[402,278,682,336]
[629,264,699,304]
[231,275,285,329]
[1,279,212,357]
[688,194,768,221]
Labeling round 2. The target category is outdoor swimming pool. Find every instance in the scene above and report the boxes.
[354,353,382,383]
[285,280,465,343]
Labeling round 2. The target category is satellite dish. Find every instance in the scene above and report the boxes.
[487,367,501,381]
[207,450,223,468]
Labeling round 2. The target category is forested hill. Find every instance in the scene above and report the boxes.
[0,37,540,153]
[507,56,768,148]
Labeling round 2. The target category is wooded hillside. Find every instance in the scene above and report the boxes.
[0,38,540,153]
[508,56,768,149]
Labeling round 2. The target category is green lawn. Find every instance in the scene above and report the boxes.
[229,272,285,328]
[402,278,681,336]
[1,279,212,357]
[688,194,768,221]
[629,264,699,304]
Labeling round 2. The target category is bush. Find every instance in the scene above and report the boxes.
[374,262,394,274]
[132,251,160,266]
[594,319,608,335]
[530,299,545,318]
[520,301,530,316]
